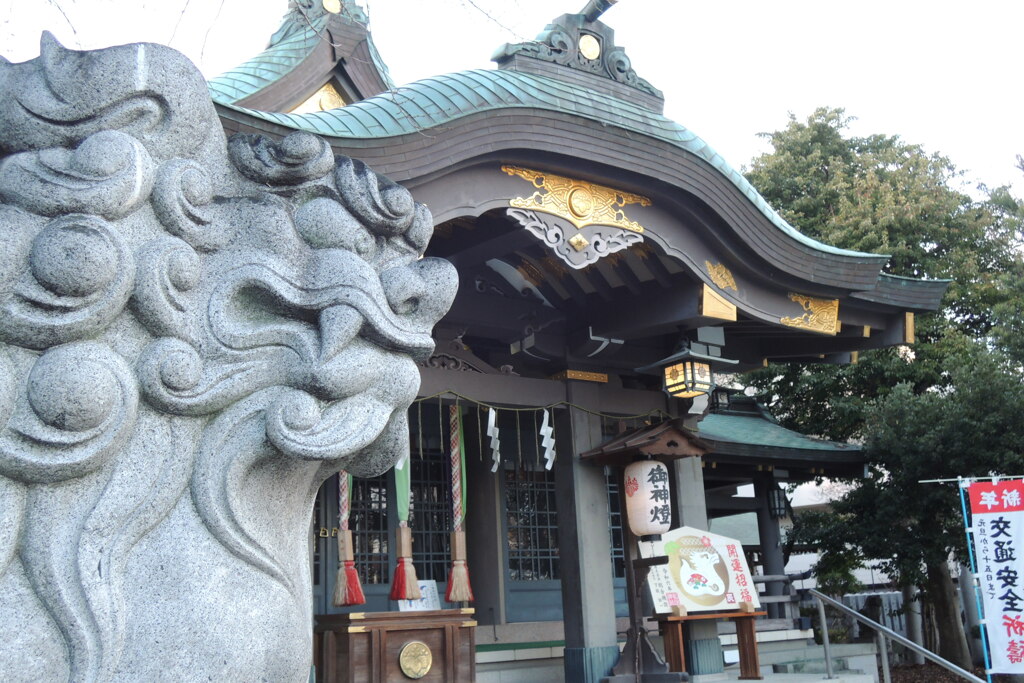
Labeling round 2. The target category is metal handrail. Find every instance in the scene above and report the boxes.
[810,589,984,683]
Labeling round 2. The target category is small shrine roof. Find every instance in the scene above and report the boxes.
[579,419,711,466]
[698,397,860,458]
[699,413,859,454]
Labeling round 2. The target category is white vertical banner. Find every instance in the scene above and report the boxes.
[968,479,1024,673]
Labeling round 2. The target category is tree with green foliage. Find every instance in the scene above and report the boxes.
[744,108,1024,668]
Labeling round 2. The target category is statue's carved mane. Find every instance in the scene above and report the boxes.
[0,35,456,681]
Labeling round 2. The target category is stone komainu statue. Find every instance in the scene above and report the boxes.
[0,35,457,682]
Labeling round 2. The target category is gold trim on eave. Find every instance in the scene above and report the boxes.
[502,165,650,232]
[904,312,915,344]
[705,261,738,291]
[700,284,737,321]
[780,293,840,335]
[550,370,609,383]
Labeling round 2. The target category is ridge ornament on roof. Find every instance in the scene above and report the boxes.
[491,1,662,99]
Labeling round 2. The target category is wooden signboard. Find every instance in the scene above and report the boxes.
[314,609,476,682]
[646,526,760,614]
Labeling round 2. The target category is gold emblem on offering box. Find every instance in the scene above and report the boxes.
[398,640,432,679]
[780,293,840,335]
[502,165,650,233]
[705,261,738,291]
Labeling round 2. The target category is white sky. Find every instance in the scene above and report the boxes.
[2,0,1022,193]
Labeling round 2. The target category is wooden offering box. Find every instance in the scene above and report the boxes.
[314,609,476,682]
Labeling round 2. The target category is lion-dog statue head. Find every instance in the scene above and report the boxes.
[0,34,457,681]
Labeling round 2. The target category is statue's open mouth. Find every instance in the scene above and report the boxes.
[209,256,438,364]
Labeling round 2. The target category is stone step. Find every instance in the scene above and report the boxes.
[753,641,877,666]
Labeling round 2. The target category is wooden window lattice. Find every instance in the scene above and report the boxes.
[350,474,389,585]
[409,453,453,582]
[505,464,560,581]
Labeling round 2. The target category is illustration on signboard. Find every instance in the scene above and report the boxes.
[647,526,760,614]
[665,534,730,605]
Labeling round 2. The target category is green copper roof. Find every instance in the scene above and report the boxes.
[213,67,881,261]
[698,413,859,453]
[207,2,393,105]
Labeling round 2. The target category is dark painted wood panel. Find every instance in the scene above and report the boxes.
[506,581,564,623]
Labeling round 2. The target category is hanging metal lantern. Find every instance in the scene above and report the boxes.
[768,485,788,519]
[623,459,672,537]
[635,337,738,400]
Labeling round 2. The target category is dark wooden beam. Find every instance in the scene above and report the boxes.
[611,259,644,297]
[585,266,616,302]
[705,495,760,512]
[442,288,563,339]
[641,251,678,290]
[586,282,702,338]
[516,252,571,309]
[446,226,536,269]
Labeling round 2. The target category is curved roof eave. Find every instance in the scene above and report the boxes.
[214,68,887,266]
[851,272,951,311]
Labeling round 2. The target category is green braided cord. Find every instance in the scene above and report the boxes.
[394,459,411,523]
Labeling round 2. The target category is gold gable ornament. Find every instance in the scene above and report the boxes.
[503,165,650,270]
[502,165,649,232]
[780,294,840,335]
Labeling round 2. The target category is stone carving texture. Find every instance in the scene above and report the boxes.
[0,35,457,682]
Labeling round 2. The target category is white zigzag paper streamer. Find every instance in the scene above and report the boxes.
[487,408,501,473]
[540,409,556,470]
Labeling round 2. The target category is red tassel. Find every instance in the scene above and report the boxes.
[445,559,474,603]
[389,557,421,600]
[333,560,365,606]
[389,527,420,600]
[389,557,407,600]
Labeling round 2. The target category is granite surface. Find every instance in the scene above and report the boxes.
[0,33,456,682]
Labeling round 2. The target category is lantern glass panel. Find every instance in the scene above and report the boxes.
[664,360,713,398]
[768,487,788,519]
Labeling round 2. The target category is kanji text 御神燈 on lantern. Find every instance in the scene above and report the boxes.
[624,460,672,537]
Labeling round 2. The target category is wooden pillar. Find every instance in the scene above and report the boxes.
[464,410,506,628]
[754,472,786,619]
[672,455,724,675]
[556,381,620,682]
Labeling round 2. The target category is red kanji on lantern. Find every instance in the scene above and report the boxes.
[625,475,639,497]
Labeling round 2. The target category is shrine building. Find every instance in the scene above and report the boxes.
[207,2,947,680]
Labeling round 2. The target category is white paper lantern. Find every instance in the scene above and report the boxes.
[624,460,671,537]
